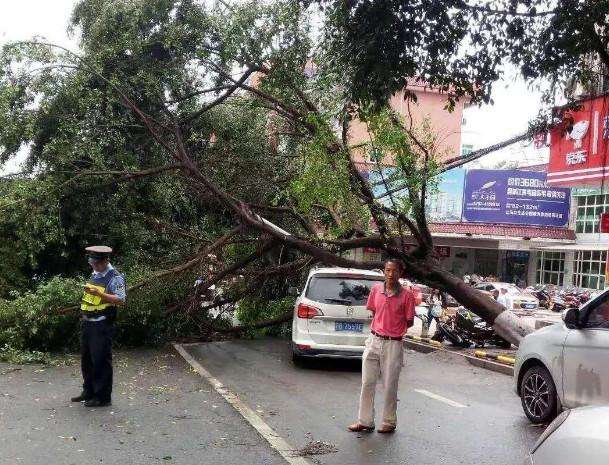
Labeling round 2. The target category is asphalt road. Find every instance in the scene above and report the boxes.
[0,348,285,465]
[185,339,544,465]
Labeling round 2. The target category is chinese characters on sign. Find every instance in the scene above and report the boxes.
[566,150,587,165]
[463,170,570,227]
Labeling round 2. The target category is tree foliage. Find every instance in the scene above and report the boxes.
[0,0,606,350]
[315,0,609,109]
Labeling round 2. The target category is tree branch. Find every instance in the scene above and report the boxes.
[166,85,233,104]
[249,204,318,236]
[128,226,242,292]
[209,311,293,334]
[183,67,255,123]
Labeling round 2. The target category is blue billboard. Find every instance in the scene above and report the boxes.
[462,169,570,227]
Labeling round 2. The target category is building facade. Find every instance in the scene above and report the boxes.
[533,93,609,291]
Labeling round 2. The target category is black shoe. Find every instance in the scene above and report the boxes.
[84,398,111,407]
[71,392,92,402]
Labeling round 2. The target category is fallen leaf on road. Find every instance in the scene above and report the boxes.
[1,368,21,375]
[293,441,338,457]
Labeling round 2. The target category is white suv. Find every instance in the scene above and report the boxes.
[515,288,609,424]
[291,267,384,362]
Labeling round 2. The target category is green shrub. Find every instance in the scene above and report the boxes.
[0,267,204,362]
[0,277,82,355]
[235,296,295,338]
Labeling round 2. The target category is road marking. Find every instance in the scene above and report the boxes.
[413,389,467,408]
[173,343,313,465]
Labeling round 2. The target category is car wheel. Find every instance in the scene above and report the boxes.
[520,365,558,424]
[292,351,305,367]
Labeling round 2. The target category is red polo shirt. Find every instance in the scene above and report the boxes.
[367,283,416,338]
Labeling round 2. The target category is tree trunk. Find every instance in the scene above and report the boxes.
[420,262,535,346]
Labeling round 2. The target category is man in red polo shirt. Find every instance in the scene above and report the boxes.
[348,259,415,434]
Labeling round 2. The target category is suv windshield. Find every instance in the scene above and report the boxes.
[305,276,382,306]
[504,285,522,295]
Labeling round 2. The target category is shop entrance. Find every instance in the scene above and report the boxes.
[474,249,500,278]
[502,250,530,286]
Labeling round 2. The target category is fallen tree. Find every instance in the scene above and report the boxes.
[5,0,602,345]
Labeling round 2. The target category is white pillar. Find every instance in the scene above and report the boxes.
[528,252,537,286]
[563,250,575,287]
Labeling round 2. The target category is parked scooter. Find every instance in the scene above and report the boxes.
[434,307,512,349]
[526,285,552,309]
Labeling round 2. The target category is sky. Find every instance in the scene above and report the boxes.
[0,0,77,174]
[0,0,548,174]
[462,70,549,169]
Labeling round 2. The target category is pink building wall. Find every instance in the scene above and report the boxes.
[350,85,464,166]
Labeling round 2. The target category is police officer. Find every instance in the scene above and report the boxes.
[71,246,126,407]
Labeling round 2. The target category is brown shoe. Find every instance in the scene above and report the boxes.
[347,423,375,432]
[377,424,396,434]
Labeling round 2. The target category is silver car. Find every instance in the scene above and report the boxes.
[528,406,609,464]
[474,282,539,311]
[514,288,609,423]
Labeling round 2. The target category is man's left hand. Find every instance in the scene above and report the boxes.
[85,286,103,297]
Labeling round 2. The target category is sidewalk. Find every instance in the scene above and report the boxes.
[0,348,285,465]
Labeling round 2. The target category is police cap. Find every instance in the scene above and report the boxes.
[85,245,113,260]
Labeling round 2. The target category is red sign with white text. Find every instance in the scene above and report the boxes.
[547,94,609,186]
[601,213,609,233]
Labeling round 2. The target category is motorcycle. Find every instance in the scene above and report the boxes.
[434,307,512,349]
[550,295,568,313]
[526,285,552,309]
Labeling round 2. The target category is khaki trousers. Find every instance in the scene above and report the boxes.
[357,334,404,427]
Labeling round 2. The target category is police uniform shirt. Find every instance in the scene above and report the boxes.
[92,263,126,302]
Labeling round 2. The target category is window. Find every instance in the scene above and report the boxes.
[536,251,565,286]
[305,276,382,306]
[575,194,609,233]
[584,296,609,329]
[574,250,607,290]
[461,144,474,156]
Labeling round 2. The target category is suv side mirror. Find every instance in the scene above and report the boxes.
[288,286,300,297]
[562,307,580,329]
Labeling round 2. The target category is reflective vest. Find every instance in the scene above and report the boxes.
[81,268,119,316]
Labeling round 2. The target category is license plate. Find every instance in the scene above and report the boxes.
[524,303,536,309]
[335,321,363,332]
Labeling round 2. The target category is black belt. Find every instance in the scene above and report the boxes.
[371,330,403,341]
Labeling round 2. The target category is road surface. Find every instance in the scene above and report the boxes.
[0,349,285,465]
[184,339,543,465]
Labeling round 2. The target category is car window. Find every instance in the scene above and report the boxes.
[505,286,521,295]
[305,277,382,306]
[584,296,609,329]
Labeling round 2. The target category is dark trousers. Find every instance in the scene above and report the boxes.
[81,320,114,402]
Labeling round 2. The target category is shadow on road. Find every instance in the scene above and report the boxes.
[294,356,363,373]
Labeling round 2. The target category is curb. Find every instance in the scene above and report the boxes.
[465,355,514,376]
[473,350,516,366]
[173,343,314,465]
[403,336,514,377]
[406,335,444,348]
[403,338,438,354]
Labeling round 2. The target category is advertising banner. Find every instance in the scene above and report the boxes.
[427,167,466,222]
[547,94,609,186]
[462,169,570,227]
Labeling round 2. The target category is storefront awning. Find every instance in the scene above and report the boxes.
[533,244,607,251]
[429,222,576,241]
